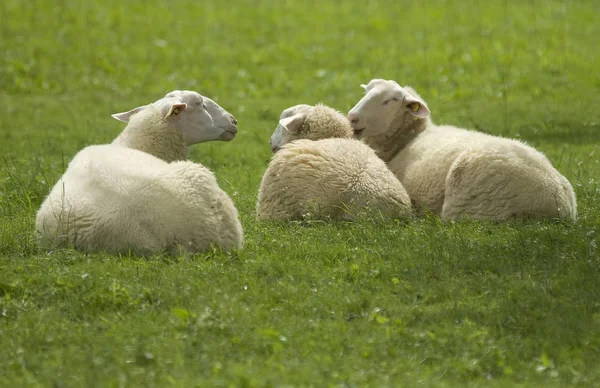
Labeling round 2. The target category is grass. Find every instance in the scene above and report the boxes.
[1,0,599,386]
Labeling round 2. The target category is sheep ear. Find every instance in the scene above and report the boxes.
[279,113,305,134]
[165,103,187,119]
[360,84,368,90]
[406,99,430,119]
[111,106,147,123]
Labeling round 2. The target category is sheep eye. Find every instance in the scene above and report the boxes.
[383,97,399,105]
[202,103,208,110]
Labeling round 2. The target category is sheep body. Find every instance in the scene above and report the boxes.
[393,124,576,220]
[36,144,243,255]
[257,104,412,221]
[348,79,577,221]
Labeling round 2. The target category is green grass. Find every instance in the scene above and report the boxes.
[1,0,599,386]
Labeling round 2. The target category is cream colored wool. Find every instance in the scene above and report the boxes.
[257,103,412,221]
[348,79,577,221]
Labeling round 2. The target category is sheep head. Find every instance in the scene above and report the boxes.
[347,79,430,139]
[269,104,354,153]
[111,90,238,145]
[269,104,315,152]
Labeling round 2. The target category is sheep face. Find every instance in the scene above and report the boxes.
[201,97,239,142]
[161,90,238,144]
[347,79,430,139]
[269,104,314,152]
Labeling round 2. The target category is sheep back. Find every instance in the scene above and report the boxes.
[257,138,412,221]
[388,125,577,221]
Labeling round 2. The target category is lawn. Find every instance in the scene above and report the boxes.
[1,0,599,386]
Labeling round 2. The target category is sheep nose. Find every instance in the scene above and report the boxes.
[348,111,359,124]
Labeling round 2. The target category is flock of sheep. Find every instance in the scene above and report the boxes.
[35,79,577,256]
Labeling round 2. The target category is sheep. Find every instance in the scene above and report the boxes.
[257,103,412,221]
[36,90,243,255]
[347,78,577,221]
[111,90,238,162]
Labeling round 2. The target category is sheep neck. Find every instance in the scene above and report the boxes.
[113,106,188,162]
[363,116,429,162]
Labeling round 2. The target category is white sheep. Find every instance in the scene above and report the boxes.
[36,90,243,255]
[257,103,412,221]
[348,79,577,221]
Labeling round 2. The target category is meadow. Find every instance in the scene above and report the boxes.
[1,0,599,386]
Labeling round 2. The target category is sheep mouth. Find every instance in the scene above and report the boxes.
[353,128,365,138]
[220,130,237,141]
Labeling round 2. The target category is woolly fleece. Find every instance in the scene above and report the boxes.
[36,144,243,255]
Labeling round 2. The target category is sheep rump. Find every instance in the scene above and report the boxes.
[394,125,577,220]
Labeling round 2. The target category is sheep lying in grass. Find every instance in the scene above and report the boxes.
[36,90,243,255]
[348,79,577,221]
[257,103,412,221]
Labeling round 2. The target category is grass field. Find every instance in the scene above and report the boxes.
[1,0,599,386]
